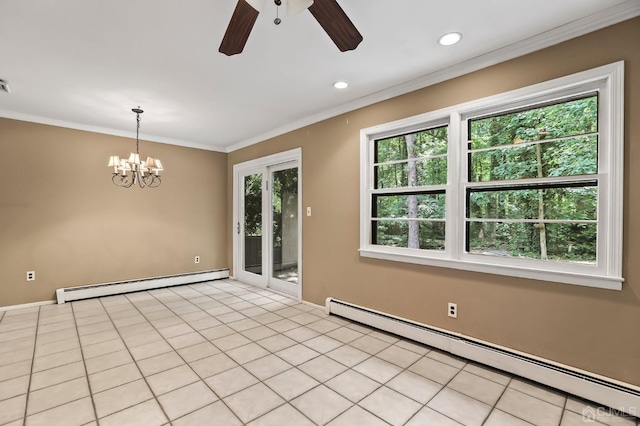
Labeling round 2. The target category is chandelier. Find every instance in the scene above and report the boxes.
[108,107,163,188]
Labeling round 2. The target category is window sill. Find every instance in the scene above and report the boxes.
[359,248,623,290]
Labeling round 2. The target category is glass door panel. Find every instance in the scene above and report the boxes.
[272,167,299,284]
[242,172,263,277]
[269,163,299,296]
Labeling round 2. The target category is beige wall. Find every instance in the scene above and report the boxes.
[0,119,228,306]
[228,18,640,386]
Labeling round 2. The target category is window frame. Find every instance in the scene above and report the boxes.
[371,124,450,253]
[359,62,624,290]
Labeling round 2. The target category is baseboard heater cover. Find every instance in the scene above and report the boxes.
[326,297,640,417]
[56,269,229,304]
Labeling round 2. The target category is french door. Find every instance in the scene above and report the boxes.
[234,149,301,298]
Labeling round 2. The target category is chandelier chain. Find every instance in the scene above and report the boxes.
[135,108,141,154]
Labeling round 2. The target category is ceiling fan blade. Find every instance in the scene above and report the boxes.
[219,0,260,56]
[308,0,362,52]
[245,0,264,12]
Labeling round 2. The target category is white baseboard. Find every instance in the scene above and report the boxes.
[326,297,640,417]
[0,300,56,312]
[56,269,229,304]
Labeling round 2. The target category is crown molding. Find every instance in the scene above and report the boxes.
[0,110,226,152]
[226,0,640,153]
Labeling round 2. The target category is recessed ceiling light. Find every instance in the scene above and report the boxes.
[333,81,348,89]
[438,32,462,46]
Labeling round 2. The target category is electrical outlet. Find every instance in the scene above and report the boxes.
[26,271,35,281]
[194,256,200,264]
[448,302,457,318]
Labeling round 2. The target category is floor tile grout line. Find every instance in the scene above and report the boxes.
[169,282,414,425]
[0,355,34,372]
[21,369,85,395]
[32,334,79,352]
[22,394,93,420]
[479,377,515,426]
[12,282,453,425]
[123,288,245,425]
[255,296,428,425]
[0,321,38,333]
[504,387,569,419]
[436,366,489,405]
[347,343,441,425]
[460,363,513,387]
[70,301,103,424]
[56,284,565,424]
[20,305,42,426]
[508,381,568,406]
[486,408,536,425]
[161,283,324,425]
[182,283,328,426]
[6,288,330,418]
[25,348,92,377]
[331,320,562,425]
[93,296,175,424]
[557,395,570,426]
[354,332,462,423]
[0,330,39,346]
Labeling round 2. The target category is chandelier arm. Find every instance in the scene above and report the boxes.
[148,175,161,188]
[142,174,161,188]
[112,173,136,188]
[112,174,125,187]
[124,173,135,188]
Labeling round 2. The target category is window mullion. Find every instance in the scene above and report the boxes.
[465,174,601,189]
[371,185,447,195]
[448,112,462,260]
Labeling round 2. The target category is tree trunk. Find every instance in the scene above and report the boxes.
[405,134,419,249]
[536,142,548,260]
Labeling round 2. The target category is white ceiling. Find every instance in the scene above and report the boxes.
[0,0,636,152]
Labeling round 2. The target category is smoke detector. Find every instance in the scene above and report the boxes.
[0,79,10,94]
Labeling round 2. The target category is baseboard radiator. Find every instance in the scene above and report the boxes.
[326,298,640,417]
[56,269,229,304]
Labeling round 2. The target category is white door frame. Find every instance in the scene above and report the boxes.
[232,148,302,300]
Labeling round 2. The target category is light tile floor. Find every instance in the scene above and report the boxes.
[0,279,637,426]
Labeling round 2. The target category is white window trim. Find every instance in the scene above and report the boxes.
[360,62,624,290]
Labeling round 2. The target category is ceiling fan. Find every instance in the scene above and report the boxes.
[219,0,363,56]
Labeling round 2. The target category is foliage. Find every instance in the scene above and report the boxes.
[271,168,298,248]
[244,173,262,236]
[243,168,298,248]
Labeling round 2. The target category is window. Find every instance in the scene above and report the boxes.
[466,95,598,263]
[372,126,448,250]
[360,62,624,290]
